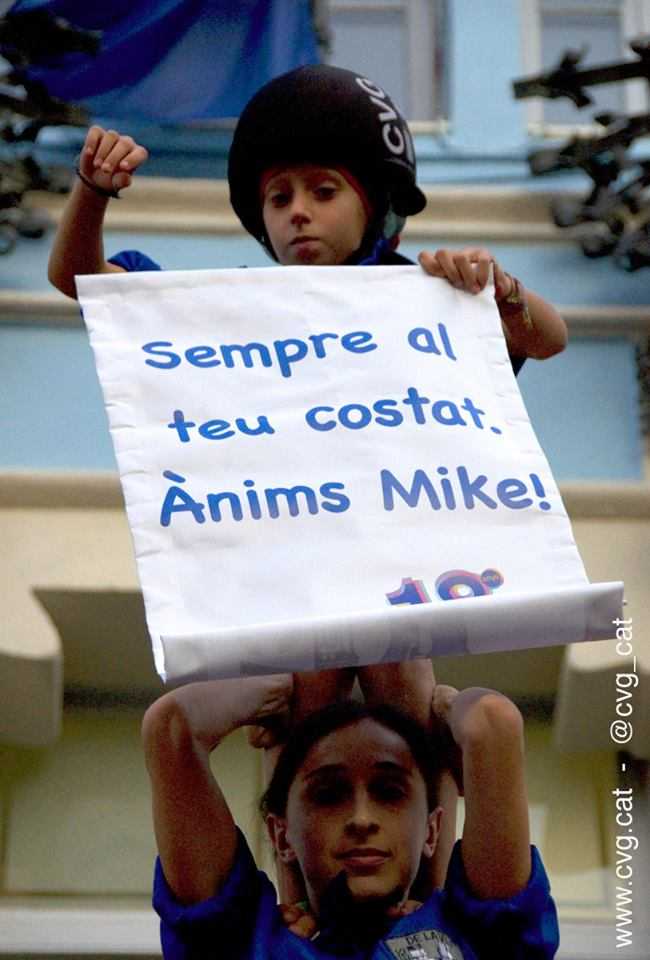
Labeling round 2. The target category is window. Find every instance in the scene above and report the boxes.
[325,0,449,126]
[521,0,650,134]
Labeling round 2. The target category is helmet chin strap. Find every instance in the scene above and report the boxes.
[382,206,406,240]
[349,203,407,266]
[332,169,399,267]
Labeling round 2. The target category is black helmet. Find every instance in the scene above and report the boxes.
[228,64,426,250]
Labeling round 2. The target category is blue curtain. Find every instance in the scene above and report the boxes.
[8,0,319,121]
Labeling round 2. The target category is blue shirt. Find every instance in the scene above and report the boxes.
[153,832,558,959]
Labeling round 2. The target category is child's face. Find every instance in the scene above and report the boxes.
[261,164,369,265]
[277,718,439,913]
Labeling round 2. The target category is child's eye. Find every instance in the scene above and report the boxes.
[315,185,336,201]
[308,782,348,806]
[372,781,407,803]
[268,191,290,208]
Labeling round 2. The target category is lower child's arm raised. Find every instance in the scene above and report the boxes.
[434,684,531,900]
[142,674,293,905]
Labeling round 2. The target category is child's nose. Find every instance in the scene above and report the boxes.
[289,189,312,223]
[345,790,380,836]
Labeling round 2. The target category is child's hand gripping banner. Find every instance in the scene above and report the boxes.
[77,265,623,684]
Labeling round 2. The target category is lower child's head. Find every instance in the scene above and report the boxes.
[228,65,426,265]
[261,700,442,916]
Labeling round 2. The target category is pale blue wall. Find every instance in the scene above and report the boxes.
[448,0,528,154]
[1,326,112,470]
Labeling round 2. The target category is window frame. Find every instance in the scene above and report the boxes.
[326,0,449,129]
[520,0,650,137]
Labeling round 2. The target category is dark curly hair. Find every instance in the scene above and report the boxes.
[260,700,444,817]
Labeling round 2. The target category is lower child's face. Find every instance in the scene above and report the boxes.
[261,165,369,265]
[282,719,438,913]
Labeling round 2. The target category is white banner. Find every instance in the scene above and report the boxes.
[78,266,623,683]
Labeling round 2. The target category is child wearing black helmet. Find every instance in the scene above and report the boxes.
[227,64,428,266]
[49,64,567,368]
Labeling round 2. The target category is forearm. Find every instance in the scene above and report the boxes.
[142,691,238,904]
[158,676,292,752]
[142,675,293,820]
[448,689,531,899]
[501,284,568,360]
[142,681,251,821]
[142,676,291,904]
[47,179,120,299]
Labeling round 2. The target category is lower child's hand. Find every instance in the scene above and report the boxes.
[170,674,294,750]
[79,125,149,196]
[387,899,423,918]
[278,902,318,939]
[234,674,294,727]
[418,247,514,299]
[432,682,460,724]
[247,714,289,749]
[180,676,293,734]
[247,668,356,749]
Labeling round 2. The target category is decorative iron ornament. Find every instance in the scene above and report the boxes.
[514,37,650,271]
[0,8,97,254]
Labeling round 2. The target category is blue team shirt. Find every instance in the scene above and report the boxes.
[152,832,558,959]
[108,250,162,273]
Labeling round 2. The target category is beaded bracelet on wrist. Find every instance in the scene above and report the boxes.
[497,273,533,331]
[75,164,121,199]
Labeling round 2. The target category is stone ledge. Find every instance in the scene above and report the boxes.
[3,290,650,336]
[0,471,124,508]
